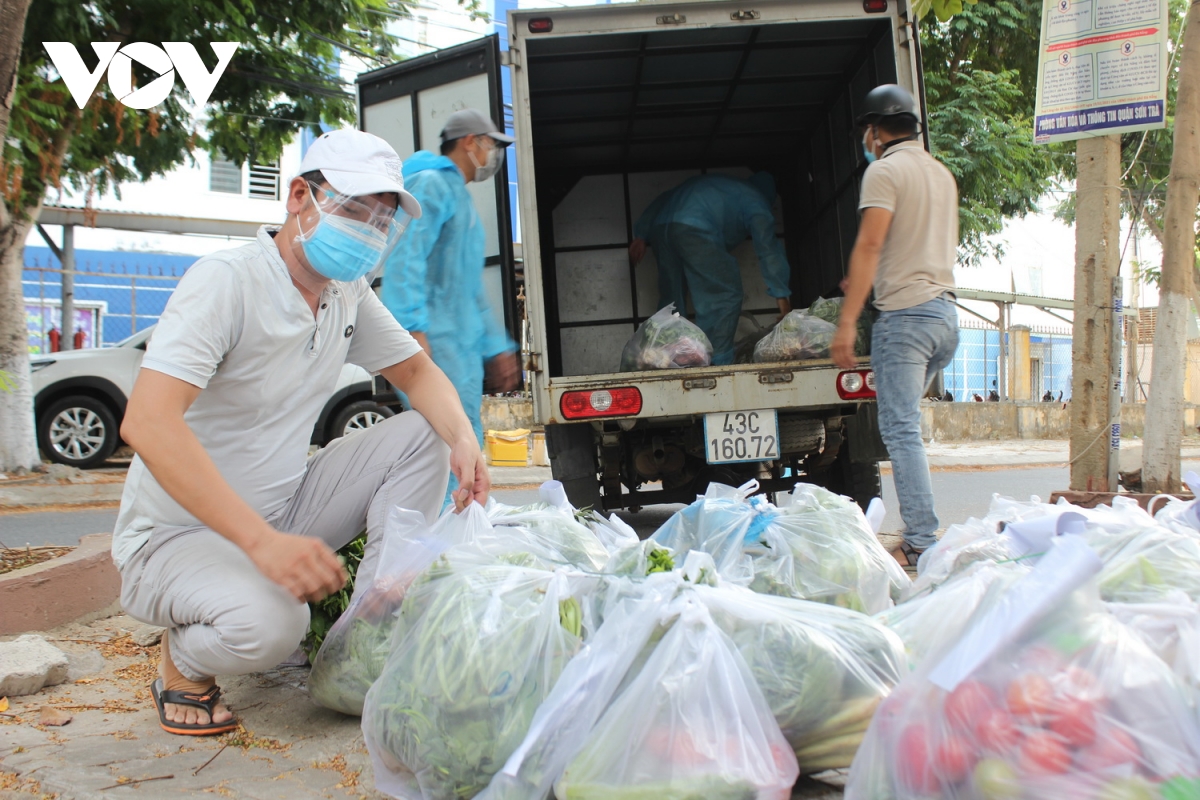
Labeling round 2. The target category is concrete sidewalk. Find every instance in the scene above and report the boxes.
[916,437,1200,470]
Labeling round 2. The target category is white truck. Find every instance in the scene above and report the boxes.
[359,0,928,511]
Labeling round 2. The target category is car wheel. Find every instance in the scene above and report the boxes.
[329,400,395,442]
[37,395,119,469]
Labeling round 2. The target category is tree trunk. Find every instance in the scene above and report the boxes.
[1143,0,1200,494]
[0,206,39,473]
[0,0,34,146]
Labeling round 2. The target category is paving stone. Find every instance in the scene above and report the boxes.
[0,635,69,697]
[129,624,164,647]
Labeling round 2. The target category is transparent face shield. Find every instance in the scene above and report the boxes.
[294,182,411,282]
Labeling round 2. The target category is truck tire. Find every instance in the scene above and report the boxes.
[545,423,603,511]
[820,450,882,512]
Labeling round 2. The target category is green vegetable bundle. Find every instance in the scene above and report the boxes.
[620,304,713,372]
[808,296,871,357]
[752,310,835,363]
[487,500,612,571]
[695,585,905,772]
[363,564,586,800]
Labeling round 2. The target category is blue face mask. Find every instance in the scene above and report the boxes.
[297,192,391,283]
[863,130,878,163]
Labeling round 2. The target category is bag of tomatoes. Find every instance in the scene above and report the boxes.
[847,536,1200,800]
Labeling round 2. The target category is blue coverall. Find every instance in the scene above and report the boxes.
[634,173,792,365]
[381,151,515,495]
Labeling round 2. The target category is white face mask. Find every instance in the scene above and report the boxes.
[468,140,505,183]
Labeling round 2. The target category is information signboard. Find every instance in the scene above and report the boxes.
[1034,0,1169,143]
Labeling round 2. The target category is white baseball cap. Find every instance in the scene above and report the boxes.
[297,129,422,219]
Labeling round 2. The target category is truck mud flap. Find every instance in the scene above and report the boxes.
[545,423,603,509]
[846,404,890,464]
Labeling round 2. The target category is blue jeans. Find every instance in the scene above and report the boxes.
[871,294,959,550]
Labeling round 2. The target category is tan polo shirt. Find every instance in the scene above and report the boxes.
[858,140,958,311]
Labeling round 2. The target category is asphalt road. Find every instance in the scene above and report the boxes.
[0,465,1075,548]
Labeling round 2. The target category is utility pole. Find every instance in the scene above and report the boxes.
[60,224,75,351]
[1069,135,1122,492]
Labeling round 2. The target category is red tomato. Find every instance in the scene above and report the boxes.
[975,708,1022,753]
[934,737,978,784]
[1050,697,1098,748]
[1076,726,1142,772]
[898,724,939,793]
[1020,731,1072,776]
[1059,666,1103,702]
[945,681,1001,733]
[1008,673,1056,723]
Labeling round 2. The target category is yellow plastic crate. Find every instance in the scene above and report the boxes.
[485,429,530,467]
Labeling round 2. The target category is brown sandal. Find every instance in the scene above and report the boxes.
[893,541,925,572]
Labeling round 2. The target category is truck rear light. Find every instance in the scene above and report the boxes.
[863,0,888,11]
[528,17,553,32]
[560,387,642,420]
[836,369,877,400]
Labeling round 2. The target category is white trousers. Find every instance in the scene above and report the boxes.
[119,411,449,681]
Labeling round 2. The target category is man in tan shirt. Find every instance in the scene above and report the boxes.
[832,84,959,570]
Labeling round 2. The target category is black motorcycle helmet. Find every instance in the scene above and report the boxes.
[856,84,918,126]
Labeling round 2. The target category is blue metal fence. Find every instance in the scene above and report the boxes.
[941,323,1072,402]
[23,245,195,353]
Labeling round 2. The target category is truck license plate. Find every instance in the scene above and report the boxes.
[703,410,780,464]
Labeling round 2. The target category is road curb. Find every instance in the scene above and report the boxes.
[0,482,125,508]
[0,533,121,636]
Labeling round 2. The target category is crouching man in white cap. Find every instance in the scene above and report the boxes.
[112,130,485,735]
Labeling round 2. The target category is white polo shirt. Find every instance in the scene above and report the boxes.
[111,227,422,568]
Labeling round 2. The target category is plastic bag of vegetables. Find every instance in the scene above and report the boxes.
[553,596,798,800]
[309,506,488,715]
[807,296,871,357]
[1109,592,1200,701]
[486,483,613,571]
[362,563,590,800]
[619,305,712,372]
[846,536,1200,800]
[878,560,1030,670]
[651,481,907,613]
[694,584,904,772]
[753,310,835,363]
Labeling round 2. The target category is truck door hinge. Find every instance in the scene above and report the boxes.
[501,49,521,68]
[731,9,761,20]
[524,352,541,373]
[657,13,687,24]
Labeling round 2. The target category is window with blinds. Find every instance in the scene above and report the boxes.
[249,161,281,200]
[210,158,241,193]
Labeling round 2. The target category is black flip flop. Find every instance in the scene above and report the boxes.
[151,678,239,736]
[895,541,925,574]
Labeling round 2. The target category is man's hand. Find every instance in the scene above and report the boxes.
[449,437,490,511]
[629,238,648,265]
[832,322,859,369]
[485,351,520,392]
[246,529,346,603]
[775,296,792,321]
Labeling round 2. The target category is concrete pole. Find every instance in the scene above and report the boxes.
[1069,135,1122,491]
[60,224,75,351]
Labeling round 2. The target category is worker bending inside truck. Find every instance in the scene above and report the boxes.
[832,84,959,570]
[628,172,793,365]
[113,130,489,736]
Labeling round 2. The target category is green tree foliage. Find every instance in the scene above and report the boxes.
[919,0,1068,262]
[3,0,422,221]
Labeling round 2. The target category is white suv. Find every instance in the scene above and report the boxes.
[30,326,396,468]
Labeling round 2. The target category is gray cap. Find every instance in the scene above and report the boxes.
[440,108,514,144]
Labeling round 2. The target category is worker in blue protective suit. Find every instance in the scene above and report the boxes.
[629,172,793,365]
[381,109,519,503]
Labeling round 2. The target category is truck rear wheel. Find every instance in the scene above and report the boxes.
[545,423,603,511]
[821,453,883,512]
